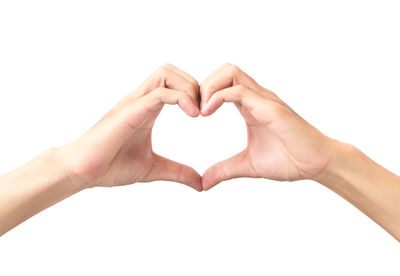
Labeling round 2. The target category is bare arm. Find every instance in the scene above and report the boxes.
[317,143,400,241]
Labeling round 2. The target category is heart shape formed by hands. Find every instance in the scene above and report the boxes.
[63,63,335,192]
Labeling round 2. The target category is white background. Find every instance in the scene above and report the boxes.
[0,0,399,275]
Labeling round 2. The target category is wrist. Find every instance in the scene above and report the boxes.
[40,147,86,194]
[311,139,357,187]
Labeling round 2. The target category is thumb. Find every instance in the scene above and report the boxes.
[202,150,258,191]
[146,154,203,191]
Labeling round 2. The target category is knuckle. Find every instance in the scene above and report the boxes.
[191,78,200,87]
[223,62,233,68]
[231,65,242,76]
[162,62,173,69]
[156,65,170,78]
[229,64,243,85]
[229,64,241,75]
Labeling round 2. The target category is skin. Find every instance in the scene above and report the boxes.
[200,63,400,241]
[0,64,202,235]
[200,64,334,187]
[59,64,202,191]
[0,63,400,241]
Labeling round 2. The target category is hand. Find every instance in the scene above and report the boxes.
[2,64,399,241]
[59,64,203,191]
[200,63,337,190]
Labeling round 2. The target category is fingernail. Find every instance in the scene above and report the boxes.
[200,103,208,115]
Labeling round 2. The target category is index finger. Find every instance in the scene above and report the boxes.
[133,64,199,105]
[199,63,258,109]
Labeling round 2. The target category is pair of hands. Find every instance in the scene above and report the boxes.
[2,62,399,240]
[59,63,337,192]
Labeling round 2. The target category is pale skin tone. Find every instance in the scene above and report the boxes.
[0,64,399,242]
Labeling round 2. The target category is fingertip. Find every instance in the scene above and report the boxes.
[192,104,201,117]
[201,168,219,191]
[180,96,201,117]
[188,181,203,192]
[201,179,216,191]
[200,99,212,116]
[180,166,203,192]
[201,181,213,191]
[199,99,204,112]
[199,84,211,111]
[186,108,200,118]
[194,185,204,192]
[200,97,220,117]
[192,171,203,192]
[192,106,201,117]
[200,108,210,117]
[191,177,204,192]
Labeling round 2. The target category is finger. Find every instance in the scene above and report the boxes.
[135,64,199,104]
[95,87,199,155]
[164,63,199,88]
[202,150,258,191]
[83,88,198,171]
[143,87,200,117]
[164,63,200,106]
[200,63,257,109]
[147,154,203,192]
[201,85,257,116]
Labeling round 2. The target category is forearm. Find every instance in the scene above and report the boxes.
[0,148,82,236]
[316,141,400,241]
